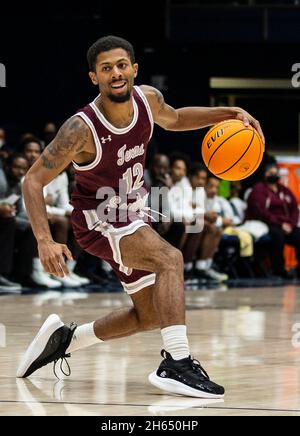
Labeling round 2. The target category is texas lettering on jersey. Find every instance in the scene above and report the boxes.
[117,143,145,167]
[70,86,154,225]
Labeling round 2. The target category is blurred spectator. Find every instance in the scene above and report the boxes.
[44,172,90,287]
[169,152,191,186]
[3,153,62,289]
[0,127,12,161]
[230,181,247,223]
[22,137,42,167]
[185,166,227,282]
[206,175,253,270]
[66,163,76,197]
[231,180,269,241]
[206,175,236,226]
[19,132,38,146]
[247,163,300,277]
[3,154,29,224]
[2,154,41,286]
[168,152,192,222]
[148,154,186,249]
[21,138,88,287]
[0,154,27,292]
[0,128,6,150]
[43,122,57,146]
[241,151,277,199]
[145,153,173,190]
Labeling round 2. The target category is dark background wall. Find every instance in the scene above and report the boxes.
[0,1,299,158]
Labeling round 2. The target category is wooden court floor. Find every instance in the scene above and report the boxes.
[1,286,300,416]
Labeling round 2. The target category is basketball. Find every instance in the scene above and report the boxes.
[202,119,264,181]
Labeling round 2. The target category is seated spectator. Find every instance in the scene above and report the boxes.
[0,154,29,292]
[230,181,247,223]
[247,163,300,278]
[66,163,76,197]
[0,127,12,161]
[148,154,186,250]
[22,137,43,168]
[168,152,192,223]
[185,165,227,282]
[1,154,41,286]
[43,122,57,147]
[230,180,268,242]
[21,137,88,287]
[44,171,90,287]
[20,138,63,287]
[206,175,253,271]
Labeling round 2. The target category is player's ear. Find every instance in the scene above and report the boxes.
[133,63,138,79]
[89,71,99,86]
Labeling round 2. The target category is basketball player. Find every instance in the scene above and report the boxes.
[17,36,264,398]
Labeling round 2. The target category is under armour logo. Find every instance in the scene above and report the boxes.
[160,371,167,378]
[101,135,112,144]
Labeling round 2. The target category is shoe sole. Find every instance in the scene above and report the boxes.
[16,314,64,378]
[148,372,224,399]
[0,288,21,293]
[31,274,62,288]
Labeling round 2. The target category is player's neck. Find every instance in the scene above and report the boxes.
[97,95,135,129]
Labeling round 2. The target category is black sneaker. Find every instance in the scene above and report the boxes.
[17,314,77,378]
[194,269,220,283]
[149,350,225,398]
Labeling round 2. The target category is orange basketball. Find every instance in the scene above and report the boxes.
[202,119,264,181]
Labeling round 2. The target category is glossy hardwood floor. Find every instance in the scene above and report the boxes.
[1,286,300,416]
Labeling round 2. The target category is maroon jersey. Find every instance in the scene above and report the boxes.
[69,87,156,294]
[70,86,153,226]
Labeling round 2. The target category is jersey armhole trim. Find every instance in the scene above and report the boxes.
[134,86,154,142]
[72,112,102,172]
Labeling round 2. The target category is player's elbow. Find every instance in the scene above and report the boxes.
[22,172,43,194]
[163,122,179,131]
[161,112,181,131]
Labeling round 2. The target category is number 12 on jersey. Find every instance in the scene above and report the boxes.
[122,163,144,194]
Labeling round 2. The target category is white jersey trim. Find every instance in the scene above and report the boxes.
[90,95,139,135]
[134,86,154,142]
[81,211,150,278]
[81,211,156,293]
[72,112,102,172]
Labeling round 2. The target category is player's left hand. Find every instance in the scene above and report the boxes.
[234,107,265,146]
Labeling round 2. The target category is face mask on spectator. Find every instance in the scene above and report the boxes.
[266,174,280,184]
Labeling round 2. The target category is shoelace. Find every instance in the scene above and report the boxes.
[52,322,77,379]
[189,357,210,380]
[53,354,71,379]
[161,349,210,380]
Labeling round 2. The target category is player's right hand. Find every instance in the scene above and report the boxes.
[38,240,73,277]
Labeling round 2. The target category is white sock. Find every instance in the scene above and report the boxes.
[196,260,207,271]
[66,322,102,354]
[206,258,213,269]
[161,325,190,360]
[184,262,193,272]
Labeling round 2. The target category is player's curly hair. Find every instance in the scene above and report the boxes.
[87,35,135,71]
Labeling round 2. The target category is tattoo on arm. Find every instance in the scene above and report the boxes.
[152,87,177,120]
[153,88,165,112]
[41,117,89,170]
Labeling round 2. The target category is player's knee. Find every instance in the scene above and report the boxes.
[163,247,183,271]
[149,246,183,273]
